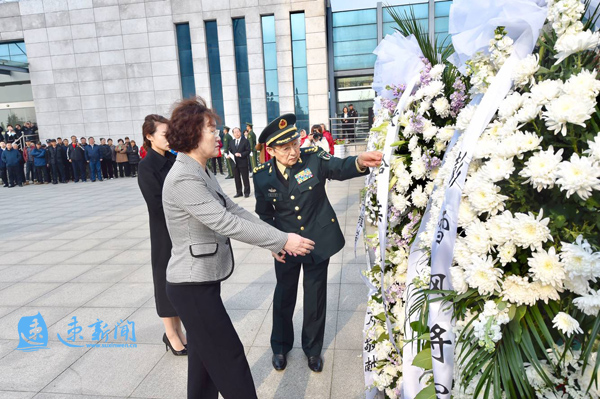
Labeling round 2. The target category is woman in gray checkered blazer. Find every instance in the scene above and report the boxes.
[162,97,314,399]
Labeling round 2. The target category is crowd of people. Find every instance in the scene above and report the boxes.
[0,134,146,188]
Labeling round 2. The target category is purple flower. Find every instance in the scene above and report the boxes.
[420,57,432,87]
[422,150,442,170]
[409,112,424,134]
[450,77,467,117]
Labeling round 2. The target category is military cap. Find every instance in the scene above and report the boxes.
[223,125,230,131]
[245,122,253,127]
[258,113,300,147]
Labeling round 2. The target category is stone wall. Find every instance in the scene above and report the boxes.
[0,0,328,143]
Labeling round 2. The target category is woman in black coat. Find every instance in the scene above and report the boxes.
[137,114,187,356]
[127,140,141,177]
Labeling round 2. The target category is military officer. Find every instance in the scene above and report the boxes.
[222,125,234,179]
[245,122,257,171]
[253,113,382,372]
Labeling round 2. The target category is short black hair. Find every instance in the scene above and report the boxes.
[124,136,129,140]
[118,139,124,143]
[88,136,93,140]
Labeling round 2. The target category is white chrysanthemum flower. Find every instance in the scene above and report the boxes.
[424,80,444,100]
[410,158,427,180]
[456,104,477,132]
[411,185,428,209]
[552,312,583,337]
[515,100,542,124]
[528,247,566,288]
[502,275,537,306]
[451,266,469,295]
[519,146,563,191]
[530,79,562,106]
[464,219,492,255]
[437,126,455,143]
[573,290,600,316]
[481,157,515,182]
[564,274,591,296]
[422,123,438,142]
[543,95,595,135]
[498,92,523,120]
[498,242,517,265]
[408,135,419,153]
[560,235,598,281]
[485,212,513,248]
[391,192,410,214]
[430,64,445,80]
[556,153,600,200]
[563,69,600,99]
[516,131,543,156]
[463,254,503,295]
[453,238,472,268]
[525,361,558,391]
[465,177,508,215]
[513,54,539,87]
[554,30,600,64]
[511,210,553,251]
[457,200,477,228]
[418,100,431,116]
[532,281,562,304]
[584,133,600,162]
[433,97,450,118]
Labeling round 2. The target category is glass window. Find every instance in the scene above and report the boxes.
[175,24,196,99]
[261,15,280,122]
[290,12,309,132]
[205,21,226,128]
[335,75,374,118]
[332,9,377,71]
[383,3,429,37]
[332,9,377,27]
[233,17,253,127]
[0,41,28,64]
[435,1,453,48]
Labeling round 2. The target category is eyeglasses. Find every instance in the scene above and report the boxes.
[274,140,300,155]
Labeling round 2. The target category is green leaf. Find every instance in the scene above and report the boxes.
[412,347,433,370]
[415,384,436,399]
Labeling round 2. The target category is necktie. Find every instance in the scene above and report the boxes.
[284,167,291,180]
[236,139,239,147]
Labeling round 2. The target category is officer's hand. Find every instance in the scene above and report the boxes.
[358,151,383,168]
[272,251,286,263]
[284,233,315,257]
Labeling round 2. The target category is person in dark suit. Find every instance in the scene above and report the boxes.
[67,135,87,182]
[137,114,187,357]
[47,139,65,184]
[348,103,359,140]
[162,97,314,399]
[222,126,234,179]
[253,113,382,372]
[230,127,251,198]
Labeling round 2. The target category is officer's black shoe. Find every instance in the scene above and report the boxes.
[233,194,243,198]
[244,194,250,198]
[307,355,323,372]
[272,354,287,371]
[225,176,233,179]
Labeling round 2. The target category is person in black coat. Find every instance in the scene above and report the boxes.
[229,127,251,198]
[66,136,87,182]
[127,140,141,177]
[46,139,65,184]
[137,114,187,356]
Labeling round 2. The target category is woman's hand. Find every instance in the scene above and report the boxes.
[284,233,315,257]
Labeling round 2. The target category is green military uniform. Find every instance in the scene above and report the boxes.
[222,126,234,178]
[253,114,368,363]
[246,123,257,171]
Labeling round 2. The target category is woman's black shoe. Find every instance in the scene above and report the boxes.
[163,333,187,356]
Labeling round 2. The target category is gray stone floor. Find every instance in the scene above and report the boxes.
[0,168,369,399]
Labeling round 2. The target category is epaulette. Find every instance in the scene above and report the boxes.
[253,162,268,174]
[301,146,319,155]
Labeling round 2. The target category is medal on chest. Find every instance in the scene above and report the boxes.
[294,168,313,184]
